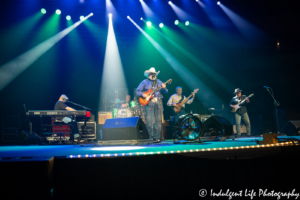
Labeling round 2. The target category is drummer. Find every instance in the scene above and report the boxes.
[114,99,124,109]
[121,95,131,108]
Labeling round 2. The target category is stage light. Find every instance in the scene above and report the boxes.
[127,16,130,19]
[140,0,143,2]
[185,21,189,26]
[140,17,143,20]
[174,20,179,25]
[80,15,85,20]
[56,9,61,15]
[66,15,71,20]
[147,21,151,26]
[169,1,172,4]
[108,13,112,17]
[217,1,220,5]
[41,8,46,14]
[159,23,164,28]
[91,13,93,16]
[196,0,198,1]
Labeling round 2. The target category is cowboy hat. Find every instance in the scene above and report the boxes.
[144,67,160,78]
[234,88,242,94]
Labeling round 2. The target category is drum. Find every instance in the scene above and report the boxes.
[116,108,133,118]
[130,101,136,108]
[112,108,118,119]
[175,114,203,141]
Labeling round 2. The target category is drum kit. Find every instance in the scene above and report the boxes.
[111,98,145,119]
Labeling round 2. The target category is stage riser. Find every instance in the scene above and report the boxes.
[53,145,300,199]
[0,157,54,199]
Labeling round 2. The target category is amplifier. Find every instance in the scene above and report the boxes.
[2,128,18,142]
[3,128,18,134]
[2,115,20,128]
[263,133,278,144]
[77,121,96,140]
[98,112,112,124]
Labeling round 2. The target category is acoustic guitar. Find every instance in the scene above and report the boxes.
[173,89,199,114]
[139,79,172,106]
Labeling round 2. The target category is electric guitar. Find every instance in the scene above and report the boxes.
[139,79,172,106]
[173,89,199,114]
[231,94,254,113]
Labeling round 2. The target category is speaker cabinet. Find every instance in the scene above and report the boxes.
[202,115,233,136]
[282,121,300,136]
[100,117,151,145]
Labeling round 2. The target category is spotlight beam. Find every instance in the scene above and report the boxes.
[99,13,127,111]
[0,14,93,91]
[169,2,196,21]
[152,26,235,94]
[219,4,266,42]
[128,18,224,108]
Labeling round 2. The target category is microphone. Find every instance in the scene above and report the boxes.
[264,86,271,89]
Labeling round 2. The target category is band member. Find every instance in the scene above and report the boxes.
[114,99,124,109]
[167,87,195,123]
[229,88,251,137]
[54,94,79,141]
[121,95,131,108]
[135,67,168,143]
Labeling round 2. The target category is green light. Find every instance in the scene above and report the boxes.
[80,16,85,21]
[56,9,61,15]
[159,23,164,28]
[41,8,46,14]
[174,20,179,25]
[185,21,189,26]
[147,21,152,26]
[66,15,71,20]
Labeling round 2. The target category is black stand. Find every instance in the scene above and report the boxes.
[67,101,91,143]
[23,104,33,144]
[265,87,280,135]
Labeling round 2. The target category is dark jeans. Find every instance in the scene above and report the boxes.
[174,109,186,124]
[235,112,251,136]
[173,109,186,139]
[145,100,162,140]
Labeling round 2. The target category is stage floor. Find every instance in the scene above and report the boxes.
[1,136,299,159]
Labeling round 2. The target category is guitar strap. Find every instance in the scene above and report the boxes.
[178,95,184,103]
[151,80,157,90]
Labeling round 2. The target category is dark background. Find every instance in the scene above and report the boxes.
[0,0,299,142]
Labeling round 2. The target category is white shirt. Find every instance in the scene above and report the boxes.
[167,94,194,108]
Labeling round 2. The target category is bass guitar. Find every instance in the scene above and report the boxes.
[231,94,254,113]
[173,89,199,114]
[139,79,172,106]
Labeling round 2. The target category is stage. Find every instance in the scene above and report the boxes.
[0,136,299,159]
[1,136,300,199]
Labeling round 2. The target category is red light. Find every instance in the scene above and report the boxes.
[86,111,91,118]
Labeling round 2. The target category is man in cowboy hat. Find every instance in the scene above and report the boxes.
[135,67,168,143]
[229,88,251,137]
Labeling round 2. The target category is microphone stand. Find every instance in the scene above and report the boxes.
[67,101,91,143]
[23,104,32,144]
[67,100,91,111]
[265,87,280,135]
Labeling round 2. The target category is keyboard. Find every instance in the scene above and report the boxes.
[28,110,91,118]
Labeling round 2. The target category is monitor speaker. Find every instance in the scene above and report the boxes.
[282,121,300,136]
[202,115,233,136]
[101,117,151,145]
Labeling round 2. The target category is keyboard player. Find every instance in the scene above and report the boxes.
[54,94,79,142]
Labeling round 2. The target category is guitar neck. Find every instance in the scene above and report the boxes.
[181,93,193,105]
[149,82,166,95]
